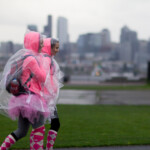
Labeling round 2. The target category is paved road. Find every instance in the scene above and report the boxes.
[54,145,150,150]
[59,90,150,105]
[16,145,150,150]
[97,90,150,105]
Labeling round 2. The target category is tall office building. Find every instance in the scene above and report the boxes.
[57,17,69,49]
[120,26,139,62]
[77,33,101,55]
[101,29,111,47]
[27,25,38,32]
[43,15,52,37]
[120,26,137,44]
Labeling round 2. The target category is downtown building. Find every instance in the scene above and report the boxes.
[119,26,139,63]
[77,29,111,56]
[77,32,101,56]
[43,15,52,37]
[57,16,69,49]
[101,29,111,48]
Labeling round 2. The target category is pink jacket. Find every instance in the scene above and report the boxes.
[22,32,46,95]
[41,38,58,95]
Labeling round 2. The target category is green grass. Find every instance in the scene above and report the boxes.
[1,105,150,149]
[62,84,150,90]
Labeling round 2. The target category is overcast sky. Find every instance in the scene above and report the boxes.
[0,0,150,44]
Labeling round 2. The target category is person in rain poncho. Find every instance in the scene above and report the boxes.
[41,38,64,150]
[0,31,53,150]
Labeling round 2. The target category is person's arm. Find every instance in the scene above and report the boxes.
[25,56,46,82]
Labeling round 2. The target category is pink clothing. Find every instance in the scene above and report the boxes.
[24,31,40,53]
[21,56,46,95]
[46,130,57,150]
[30,126,45,149]
[0,135,16,150]
[8,94,50,124]
[42,38,51,56]
[23,31,46,95]
[8,31,50,122]
[41,38,58,96]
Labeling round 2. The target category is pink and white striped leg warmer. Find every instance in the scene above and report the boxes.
[30,126,45,150]
[46,130,57,150]
[0,134,16,150]
[30,130,34,150]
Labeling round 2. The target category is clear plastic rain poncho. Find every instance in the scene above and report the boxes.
[40,38,64,122]
[0,31,63,124]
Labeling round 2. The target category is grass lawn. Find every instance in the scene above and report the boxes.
[62,84,150,90]
[0,105,150,149]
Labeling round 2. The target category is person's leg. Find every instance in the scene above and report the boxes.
[30,115,45,150]
[13,115,30,139]
[0,134,16,150]
[46,107,60,150]
[0,115,30,150]
[50,117,60,132]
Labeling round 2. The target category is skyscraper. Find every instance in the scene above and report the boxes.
[120,26,139,62]
[120,26,137,44]
[101,29,111,47]
[43,15,52,37]
[77,33,101,55]
[57,17,69,49]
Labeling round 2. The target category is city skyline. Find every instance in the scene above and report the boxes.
[0,0,150,44]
